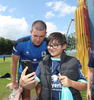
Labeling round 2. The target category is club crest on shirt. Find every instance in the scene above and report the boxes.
[41,51,46,57]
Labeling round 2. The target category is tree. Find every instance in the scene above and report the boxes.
[0,37,16,55]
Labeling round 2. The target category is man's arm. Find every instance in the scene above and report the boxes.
[87,67,93,100]
[11,53,19,89]
[19,67,38,89]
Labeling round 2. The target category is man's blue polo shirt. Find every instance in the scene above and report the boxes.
[12,36,48,73]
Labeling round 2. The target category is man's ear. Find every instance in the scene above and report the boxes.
[30,30,32,35]
[62,44,66,50]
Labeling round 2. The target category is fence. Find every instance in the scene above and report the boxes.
[0,55,11,58]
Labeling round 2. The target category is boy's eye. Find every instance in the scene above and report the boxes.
[47,44,63,49]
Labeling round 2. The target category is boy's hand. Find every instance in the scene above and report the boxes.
[58,76,72,87]
[19,67,36,88]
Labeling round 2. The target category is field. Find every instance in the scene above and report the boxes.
[0,57,87,100]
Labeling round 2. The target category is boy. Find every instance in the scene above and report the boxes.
[20,32,87,100]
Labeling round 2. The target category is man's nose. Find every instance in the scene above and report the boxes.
[37,37,40,41]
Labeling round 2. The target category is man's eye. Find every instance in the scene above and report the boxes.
[34,35,37,37]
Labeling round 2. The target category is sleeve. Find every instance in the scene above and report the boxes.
[35,66,41,83]
[12,41,22,56]
[77,60,87,83]
[88,51,94,68]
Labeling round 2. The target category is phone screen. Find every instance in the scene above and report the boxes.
[21,60,33,75]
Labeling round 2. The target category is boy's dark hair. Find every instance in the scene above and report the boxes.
[47,32,67,45]
[32,20,47,31]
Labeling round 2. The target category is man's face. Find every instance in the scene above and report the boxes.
[30,28,47,46]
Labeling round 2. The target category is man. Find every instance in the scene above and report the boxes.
[11,20,48,100]
[87,50,94,100]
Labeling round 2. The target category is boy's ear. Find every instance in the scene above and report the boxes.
[62,44,66,50]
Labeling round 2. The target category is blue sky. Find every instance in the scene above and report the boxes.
[0,0,77,40]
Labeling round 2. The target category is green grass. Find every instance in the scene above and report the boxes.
[0,57,12,99]
[0,57,87,100]
[80,90,87,100]
[0,57,36,99]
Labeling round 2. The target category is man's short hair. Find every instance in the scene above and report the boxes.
[32,20,47,31]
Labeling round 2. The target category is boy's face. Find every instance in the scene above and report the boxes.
[47,40,66,58]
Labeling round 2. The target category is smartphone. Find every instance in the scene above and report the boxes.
[21,60,33,75]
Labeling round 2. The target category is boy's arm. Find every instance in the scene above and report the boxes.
[59,76,87,91]
[19,67,38,89]
[70,79,87,91]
